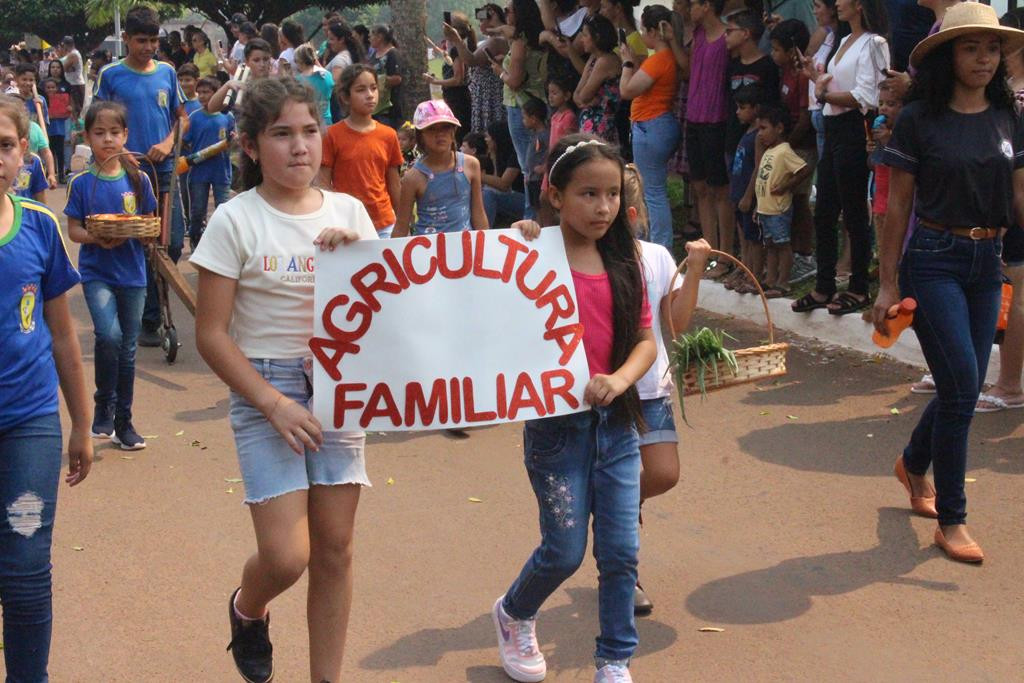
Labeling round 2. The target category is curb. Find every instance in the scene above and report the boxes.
[696,281,1003,383]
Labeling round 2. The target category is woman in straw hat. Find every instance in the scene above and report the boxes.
[874,2,1024,563]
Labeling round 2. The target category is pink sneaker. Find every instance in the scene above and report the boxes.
[492,596,546,682]
[594,663,633,682]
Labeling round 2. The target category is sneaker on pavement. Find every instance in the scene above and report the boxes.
[227,587,274,683]
[91,404,114,438]
[138,324,163,348]
[789,254,817,285]
[594,662,633,683]
[111,420,147,451]
[492,596,546,683]
[633,583,653,616]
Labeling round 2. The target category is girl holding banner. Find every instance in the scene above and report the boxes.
[192,78,377,683]
[495,134,655,683]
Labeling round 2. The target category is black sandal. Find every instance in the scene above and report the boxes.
[827,291,870,316]
[791,291,833,312]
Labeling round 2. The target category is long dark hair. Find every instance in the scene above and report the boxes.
[328,21,366,64]
[909,39,1013,115]
[857,0,889,38]
[511,0,545,49]
[237,78,320,191]
[547,133,646,428]
[84,100,145,208]
[819,0,851,67]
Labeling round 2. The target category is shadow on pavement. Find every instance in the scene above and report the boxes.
[361,587,677,673]
[174,397,229,422]
[685,507,958,625]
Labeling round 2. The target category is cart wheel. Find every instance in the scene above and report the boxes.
[162,326,179,364]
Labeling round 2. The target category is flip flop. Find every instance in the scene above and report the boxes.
[975,393,1024,413]
[910,374,936,394]
[764,287,791,299]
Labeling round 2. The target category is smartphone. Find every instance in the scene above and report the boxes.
[444,10,452,25]
[475,7,489,21]
[217,39,224,50]
[618,28,627,45]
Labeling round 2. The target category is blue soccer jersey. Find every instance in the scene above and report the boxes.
[184,97,202,116]
[64,168,157,288]
[0,195,81,430]
[12,154,48,199]
[94,60,183,174]
[183,109,234,185]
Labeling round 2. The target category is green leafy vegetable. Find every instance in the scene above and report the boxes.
[669,327,738,424]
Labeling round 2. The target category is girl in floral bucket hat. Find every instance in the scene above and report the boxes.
[393,99,488,235]
[874,1,1024,564]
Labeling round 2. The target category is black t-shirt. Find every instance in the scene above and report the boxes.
[884,101,1024,229]
[725,55,780,154]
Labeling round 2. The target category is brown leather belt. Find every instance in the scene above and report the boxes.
[917,219,1000,240]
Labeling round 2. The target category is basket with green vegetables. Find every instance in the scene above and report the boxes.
[666,251,789,423]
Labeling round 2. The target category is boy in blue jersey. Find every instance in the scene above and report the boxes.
[93,4,189,345]
[178,63,202,116]
[13,152,48,201]
[14,64,48,128]
[184,77,233,249]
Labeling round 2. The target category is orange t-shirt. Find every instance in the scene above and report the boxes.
[630,49,678,123]
[322,120,403,228]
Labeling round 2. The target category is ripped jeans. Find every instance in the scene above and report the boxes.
[0,412,62,683]
[502,407,641,664]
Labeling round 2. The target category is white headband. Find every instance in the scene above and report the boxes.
[548,139,608,178]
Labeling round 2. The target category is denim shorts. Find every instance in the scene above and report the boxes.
[229,358,370,504]
[638,396,678,446]
[759,207,793,245]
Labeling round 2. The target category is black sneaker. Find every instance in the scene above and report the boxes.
[138,324,162,348]
[91,404,114,438]
[111,420,147,451]
[227,588,274,683]
[633,583,653,616]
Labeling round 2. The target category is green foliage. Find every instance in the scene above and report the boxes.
[0,0,110,48]
[666,174,685,209]
[669,327,738,424]
[84,0,182,29]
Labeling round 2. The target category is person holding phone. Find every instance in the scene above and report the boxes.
[445,4,508,133]
[429,12,474,143]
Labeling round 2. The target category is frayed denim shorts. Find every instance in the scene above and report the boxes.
[638,396,678,446]
[229,358,370,504]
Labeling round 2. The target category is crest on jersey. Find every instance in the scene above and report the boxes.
[157,89,169,108]
[19,284,37,334]
[122,191,137,215]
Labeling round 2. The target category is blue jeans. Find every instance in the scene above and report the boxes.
[0,412,63,683]
[503,407,641,663]
[483,187,525,227]
[506,105,535,219]
[632,113,681,252]
[82,280,146,421]
[900,227,1003,526]
[143,169,185,328]
[811,109,825,159]
[188,181,230,245]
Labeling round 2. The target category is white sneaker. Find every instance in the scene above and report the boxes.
[492,596,546,682]
[594,663,633,682]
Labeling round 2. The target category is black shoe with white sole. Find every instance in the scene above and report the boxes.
[633,583,653,616]
[227,588,274,683]
[111,420,146,451]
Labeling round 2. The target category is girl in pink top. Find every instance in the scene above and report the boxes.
[541,75,579,196]
[492,133,656,683]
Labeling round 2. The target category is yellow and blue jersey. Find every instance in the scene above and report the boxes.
[64,168,157,288]
[0,195,81,430]
[183,109,234,185]
[94,60,184,174]
[12,154,47,199]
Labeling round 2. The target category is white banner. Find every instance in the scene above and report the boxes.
[310,228,590,431]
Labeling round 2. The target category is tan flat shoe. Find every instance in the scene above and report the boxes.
[934,527,984,563]
[893,456,938,518]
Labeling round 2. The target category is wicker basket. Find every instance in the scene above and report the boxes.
[84,153,161,240]
[669,250,788,396]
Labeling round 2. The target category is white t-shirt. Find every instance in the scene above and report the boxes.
[190,188,378,359]
[231,40,245,63]
[62,49,85,86]
[326,50,352,75]
[279,47,296,68]
[823,32,889,116]
[636,241,682,400]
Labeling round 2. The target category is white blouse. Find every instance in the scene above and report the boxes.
[823,32,890,116]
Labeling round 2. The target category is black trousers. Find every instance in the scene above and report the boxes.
[814,110,872,297]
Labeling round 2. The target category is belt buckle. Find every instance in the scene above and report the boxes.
[968,227,986,240]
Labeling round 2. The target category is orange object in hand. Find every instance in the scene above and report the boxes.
[873,297,917,348]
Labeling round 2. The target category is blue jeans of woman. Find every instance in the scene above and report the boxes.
[811,109,825,159]
[503,407,641,664]
[1,412,63,683]
[82,280,146,422]
[900,227,1002,526]
[506,105,535,219]
[632,113,681,252]
[188,181,231,246]
[483,187,526,227]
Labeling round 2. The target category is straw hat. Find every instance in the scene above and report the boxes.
[910,2,1024,68]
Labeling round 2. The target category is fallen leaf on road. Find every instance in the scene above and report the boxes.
[226,487,235,494]
[965,477,977,483]
[190,440,201,447]
[866,434,874,438]
[120,455,134,460]
[386,477,395,485]
[143,435,158,439]
[698,627,724,633]
[72,546,84,551]
[468,497,483,503]
[890,408,901,415]
[175,430,184,436]
[759,411,769,415]
[224,478,243,483]
[786,415,798,420]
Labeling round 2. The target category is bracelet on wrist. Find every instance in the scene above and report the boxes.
[622,61,635,70]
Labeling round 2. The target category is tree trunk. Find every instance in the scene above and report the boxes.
[390,0,428,122]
